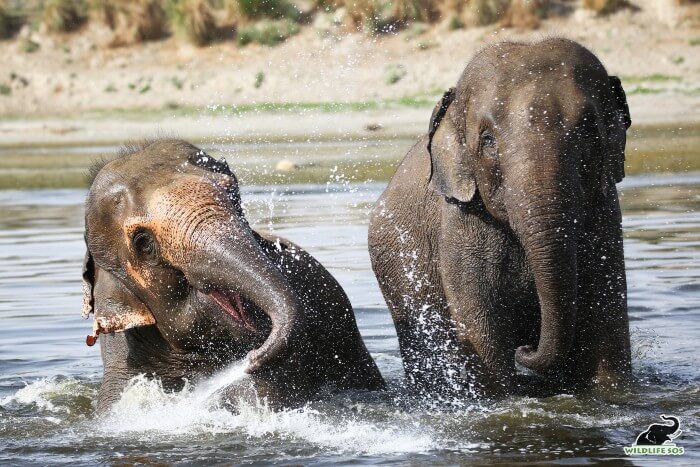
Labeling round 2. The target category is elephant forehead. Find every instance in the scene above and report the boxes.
[470,78,589,133]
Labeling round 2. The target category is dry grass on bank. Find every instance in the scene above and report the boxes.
[0,0,699,47]
[89,0,169,45]
[0,0,657,48]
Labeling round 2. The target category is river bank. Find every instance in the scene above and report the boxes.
[0,109,698,189]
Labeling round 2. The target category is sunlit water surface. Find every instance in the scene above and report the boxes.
[0,172,698,465]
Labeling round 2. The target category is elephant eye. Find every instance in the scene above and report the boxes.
[132,229,159,262]
[480,130,497,152]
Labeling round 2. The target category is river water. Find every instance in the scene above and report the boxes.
[0,170,698,465]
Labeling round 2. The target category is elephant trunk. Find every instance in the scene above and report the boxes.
[191,229,306,373]
[661,415,680,433]
[152,180,306,373]
[510,165,580,374]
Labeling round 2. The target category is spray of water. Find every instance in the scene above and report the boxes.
[89,359,436,454]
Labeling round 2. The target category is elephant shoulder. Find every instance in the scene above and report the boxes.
[388,134,432,192]
[371,134,433,220]
[369,134,438,249]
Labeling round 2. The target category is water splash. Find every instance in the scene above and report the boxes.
[91,359,435,454]
[1,376,95,414]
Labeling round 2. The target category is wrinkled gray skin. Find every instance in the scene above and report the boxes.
[368,39,632,397]
[83,139,384,413]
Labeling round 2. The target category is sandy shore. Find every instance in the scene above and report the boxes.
[0,1,698,141]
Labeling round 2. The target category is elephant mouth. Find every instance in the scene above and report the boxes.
[207,289,257,332]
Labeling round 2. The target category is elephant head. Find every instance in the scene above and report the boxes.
[82,139,306,373]
[427,39,631,374]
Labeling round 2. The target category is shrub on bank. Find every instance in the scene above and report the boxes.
[581,0,625,14]
[237,18,298,46]
[0,1,10,39]
[501,0,544,29]
[168,0,217,46]
[42,0,87,33]
[223,0,301,22]
[11,0,685,48]
[328,0,538,32]
[89,0,168,45]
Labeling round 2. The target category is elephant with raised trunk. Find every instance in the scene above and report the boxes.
[635,416,681,446]
[83,139,384,412]
[368,39,632,397]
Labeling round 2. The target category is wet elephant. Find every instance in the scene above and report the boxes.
[368,39,632,397]
[83,139,384,412]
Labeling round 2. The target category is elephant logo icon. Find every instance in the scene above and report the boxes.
[634,415,682,446]
[624,415,685,456]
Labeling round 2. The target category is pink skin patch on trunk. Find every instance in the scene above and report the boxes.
[208,290,257,332]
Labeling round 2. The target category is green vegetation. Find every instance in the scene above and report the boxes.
[223,0,301,21]
[338,0,437,32]
[627,87,663,95]
[167,0,217,46]
[621,74,682,84]
[0,94,437,122]
[254,71,265,88]
[0,83,10,95]
[170,76,184,89]
[447,14,463,30]
[0,1,10,38]
[385,63,407,85]
[237,18,298,46]
[689,37,700,46]
[416,39,436,50]
[19,38,39,53]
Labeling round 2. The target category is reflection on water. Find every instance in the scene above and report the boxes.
[0,175,698,464]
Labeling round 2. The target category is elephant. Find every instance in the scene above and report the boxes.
[368,38,632,398]
[635,416,681,445]
[82,138,384,412]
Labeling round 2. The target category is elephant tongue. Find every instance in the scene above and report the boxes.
[209,290,256,332]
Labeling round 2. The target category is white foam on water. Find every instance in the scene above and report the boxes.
[96,360,436,454]
[1,376,92,414]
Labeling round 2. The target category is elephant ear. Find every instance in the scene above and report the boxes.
[81,250,95,319]
[428,88,476,203]
[602,76,631,192]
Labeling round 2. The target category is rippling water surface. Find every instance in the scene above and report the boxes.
[0,171,698,465]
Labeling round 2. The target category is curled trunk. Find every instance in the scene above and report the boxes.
[511,178,580,374]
